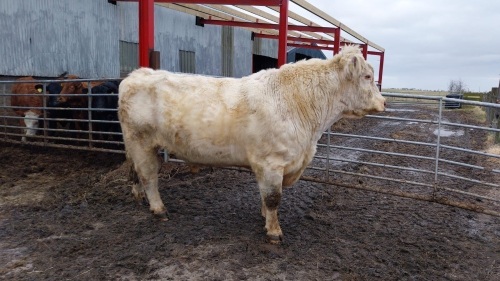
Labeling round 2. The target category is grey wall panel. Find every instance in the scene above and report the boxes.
[254,38,278,59]
[221,26,234,77]
[155,5,223,76]
[118,2,223,76]
[0,0,119,78]
[233,28,252,78]
[118,2,138,43]
[1,1,265,79]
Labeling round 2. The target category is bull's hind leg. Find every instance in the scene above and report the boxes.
[127,145,167,219]
[254,165,284,244]
[128,162,145,203]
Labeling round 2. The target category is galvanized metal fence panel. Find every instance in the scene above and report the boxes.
[1,80,499,215]
[1,78,124,154]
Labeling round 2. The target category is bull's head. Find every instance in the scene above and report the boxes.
[337,46,386,118]
[35,83,62,107]
[57,75,83,105]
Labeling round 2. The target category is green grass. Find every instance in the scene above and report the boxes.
[463,93,483,102]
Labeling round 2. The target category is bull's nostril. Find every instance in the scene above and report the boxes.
[384,101,387,107]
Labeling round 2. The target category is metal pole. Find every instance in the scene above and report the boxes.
[326,127,331,181]
[494,116,500,144]
[333,27,340,55]
[378,52,385,89]
[87,82,93,148]
[362,44,368,59]
[42,83,48,144]
[277,0,289,67]
[2,84,6,140]
[434,98,443,183]
[139,0,154,67]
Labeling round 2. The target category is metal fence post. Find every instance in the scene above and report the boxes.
[326,127,331,181]
[87,82,93,148]
[493,118,500,144]
[2,84,6,140]
[42,83,48,144]
[434,99,443,183]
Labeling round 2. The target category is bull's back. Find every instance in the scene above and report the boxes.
[118,69,256,165]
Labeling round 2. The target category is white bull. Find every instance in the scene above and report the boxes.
[118,45,386,243]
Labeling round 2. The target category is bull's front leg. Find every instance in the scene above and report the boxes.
[255,165,284,244]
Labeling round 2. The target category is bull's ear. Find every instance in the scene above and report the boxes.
[347,55,362,80]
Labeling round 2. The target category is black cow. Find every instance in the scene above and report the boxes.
[34,82,65,136]
[83,80,122,143]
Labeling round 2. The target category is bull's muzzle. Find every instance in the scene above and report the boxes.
[57,96,66,104]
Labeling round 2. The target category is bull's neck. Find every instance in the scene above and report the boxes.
[303,87,345,142]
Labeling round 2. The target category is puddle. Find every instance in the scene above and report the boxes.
[380,121,402,126]
[433,128,464,137]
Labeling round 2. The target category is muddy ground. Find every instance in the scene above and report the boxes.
[0,104,499,280]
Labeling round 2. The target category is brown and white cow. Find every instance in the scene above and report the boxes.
[10,77,45,141]
[118,45,386,243]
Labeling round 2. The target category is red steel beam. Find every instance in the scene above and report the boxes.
[378,52,384,87]
[365,50,385,86]
[253,33,335,46]
[201,19,337,33]
[277,0,289,66]
[288,43,334,51]
[139,0,154,67]
[361,44,368,59]
[117,0,281,5]
[254,33,362,51]
[333,27,340,55]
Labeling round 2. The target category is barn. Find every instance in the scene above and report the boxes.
[1,1,499,280]
[0,0,339,79]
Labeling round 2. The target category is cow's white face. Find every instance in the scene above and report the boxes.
[341,54,386,118]
[23,110,39,141]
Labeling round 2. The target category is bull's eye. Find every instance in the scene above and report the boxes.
[364,75,371,80]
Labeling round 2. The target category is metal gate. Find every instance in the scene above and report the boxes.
[1,78,124,154]
[1,79,499,215]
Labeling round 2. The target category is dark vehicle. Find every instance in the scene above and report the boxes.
[444,92,463,109]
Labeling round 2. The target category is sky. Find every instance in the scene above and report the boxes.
[291,0,500,92]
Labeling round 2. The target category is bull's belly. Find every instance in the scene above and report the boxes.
[162,141,249,167]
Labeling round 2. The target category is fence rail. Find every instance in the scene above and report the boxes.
[1,79,499,216]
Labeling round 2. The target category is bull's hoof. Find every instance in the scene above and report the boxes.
[134,196,148,206]
[132,190,147,205]
[153,210,169,221]
[266,234,283,244]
